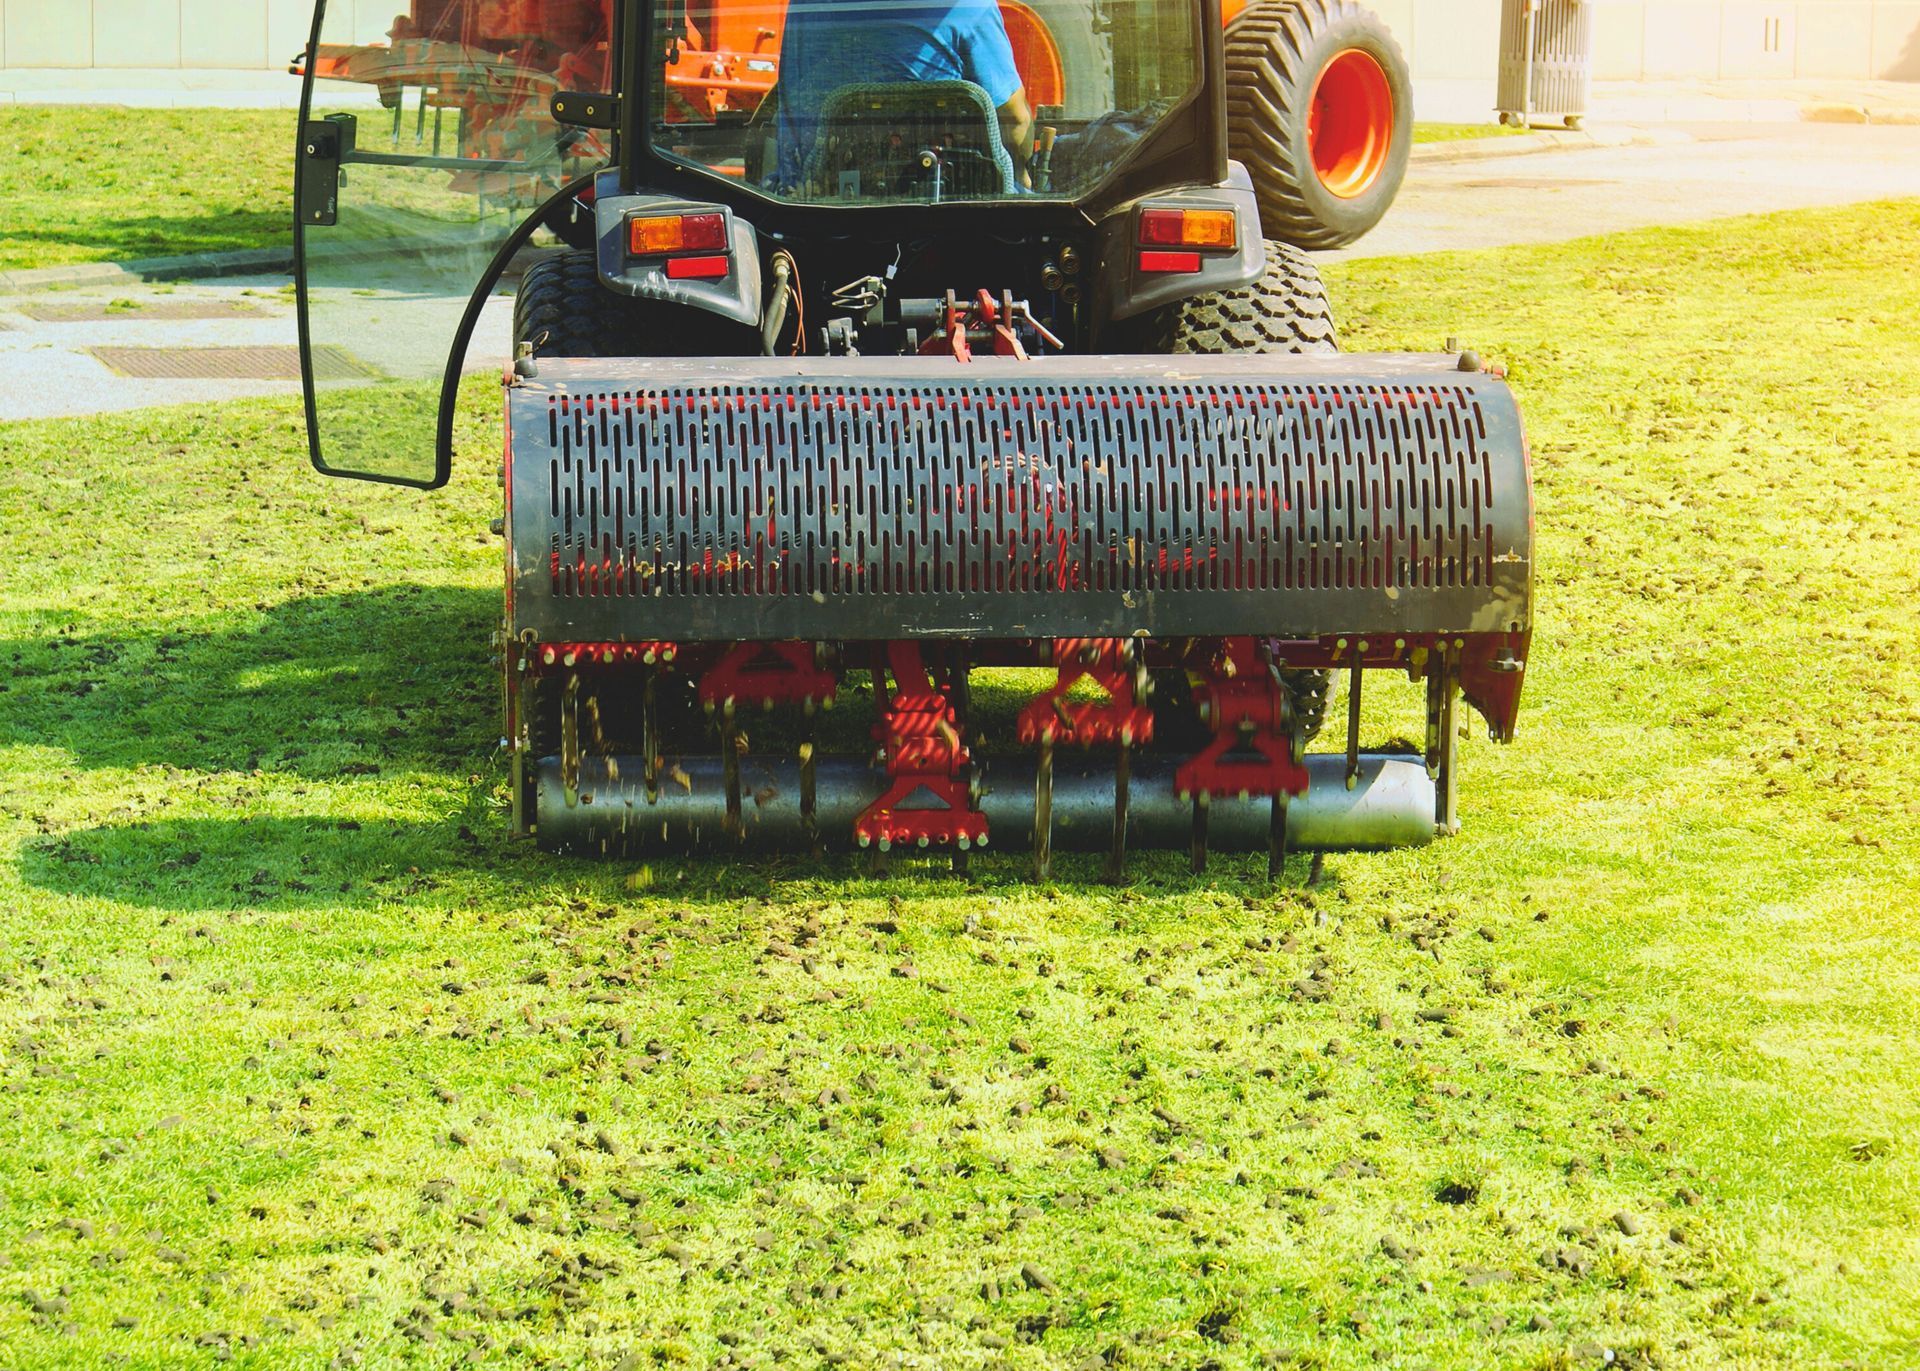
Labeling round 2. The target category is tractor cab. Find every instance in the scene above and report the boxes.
[294,0,1244,488]
[650,0,1204,205]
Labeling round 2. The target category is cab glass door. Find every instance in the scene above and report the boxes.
[295,0,615,486]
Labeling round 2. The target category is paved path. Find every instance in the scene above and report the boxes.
[3,123,1917,422]
[0,276,301,421]
[0,276,517,423]
[1334,122,1920,262]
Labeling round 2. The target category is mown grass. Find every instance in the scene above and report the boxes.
[2,201,1918,1369]
[1410,123,1527,144]
[0,106,1505,274]
[0,108,293,272]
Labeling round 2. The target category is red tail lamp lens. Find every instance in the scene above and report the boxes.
[629,211,727,256]
[667,255,732,281]
[1139,250,1202,274]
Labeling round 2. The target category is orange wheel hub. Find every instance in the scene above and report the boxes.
[1307,48,1394,199]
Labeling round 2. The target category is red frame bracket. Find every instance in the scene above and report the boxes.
[855,642,987,851]
[1015,638,1154,748]
[696,641,837,711]
[532,641,678,670]
[1173,637,1311,801]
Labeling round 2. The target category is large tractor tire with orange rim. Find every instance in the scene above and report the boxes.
[1224,0,1412,250]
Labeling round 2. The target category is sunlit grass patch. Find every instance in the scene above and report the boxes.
[1,201,1918,1367]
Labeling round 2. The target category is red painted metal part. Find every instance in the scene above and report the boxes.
[1173,638,1311,801]
[1269,633,1528,745]
[918,292,960,362]
[855,643,988,850]
[696,641,836,710]
[1154,631,1529,744]
[1015,639,1154,748]
[914,290,1062,364]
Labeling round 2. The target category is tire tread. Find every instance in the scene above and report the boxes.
[1224,0,1411,250]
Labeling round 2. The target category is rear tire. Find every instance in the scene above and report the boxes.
[512,250,757,357]
[1225,0,1412,250]
[1117,239,1338,357]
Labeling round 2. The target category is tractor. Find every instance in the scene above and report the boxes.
[293,0,1532,876]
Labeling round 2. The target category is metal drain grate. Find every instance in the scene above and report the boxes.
[21,299,274,323]
[86,345,374,381]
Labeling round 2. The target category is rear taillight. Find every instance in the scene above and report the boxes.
[628,211,728,258]
[1139,250,1203,274]
[1138,208,1237,250]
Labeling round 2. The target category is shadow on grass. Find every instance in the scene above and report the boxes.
[16,808,1253,912]
[17,815,500,911]
[2,585,498,779]
[0,213,291,271]
[8,583,1346,908]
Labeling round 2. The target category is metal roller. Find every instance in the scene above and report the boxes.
[506,354,1532,647]
[535,753,1437,856]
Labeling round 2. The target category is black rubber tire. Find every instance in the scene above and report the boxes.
[511,250,757,358]
[1134,240,1338,741]
[1117,239,1338,357]
[1225,0,1413,250]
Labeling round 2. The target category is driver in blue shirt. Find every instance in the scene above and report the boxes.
[773,0,1034,191]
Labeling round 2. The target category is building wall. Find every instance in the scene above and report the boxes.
[1,0,397,69]
[2,0,1918,80]
[1366,0,1920,83]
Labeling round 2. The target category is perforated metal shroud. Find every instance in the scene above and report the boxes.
[504,356,1532,644]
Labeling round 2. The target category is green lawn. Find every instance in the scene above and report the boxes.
[0,108,293,273]
[2,201,1918,1368]
[1412,122,1528,144]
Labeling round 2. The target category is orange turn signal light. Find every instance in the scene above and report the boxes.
[1138,207,1238,250]
[628,211,728,257]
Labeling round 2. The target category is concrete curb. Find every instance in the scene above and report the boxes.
[1409,126,1667,166]
[0,247,295,295]
[1800,102,1920,126]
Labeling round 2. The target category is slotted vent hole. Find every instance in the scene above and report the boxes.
[536,384,1497,601]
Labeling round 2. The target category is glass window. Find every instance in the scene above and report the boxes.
[651,0,1201,204]
[298,0,615,485]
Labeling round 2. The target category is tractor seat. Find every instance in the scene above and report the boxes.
[802,80,1017,202]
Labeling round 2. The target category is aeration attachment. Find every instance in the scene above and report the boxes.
[503,355,1532,874]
